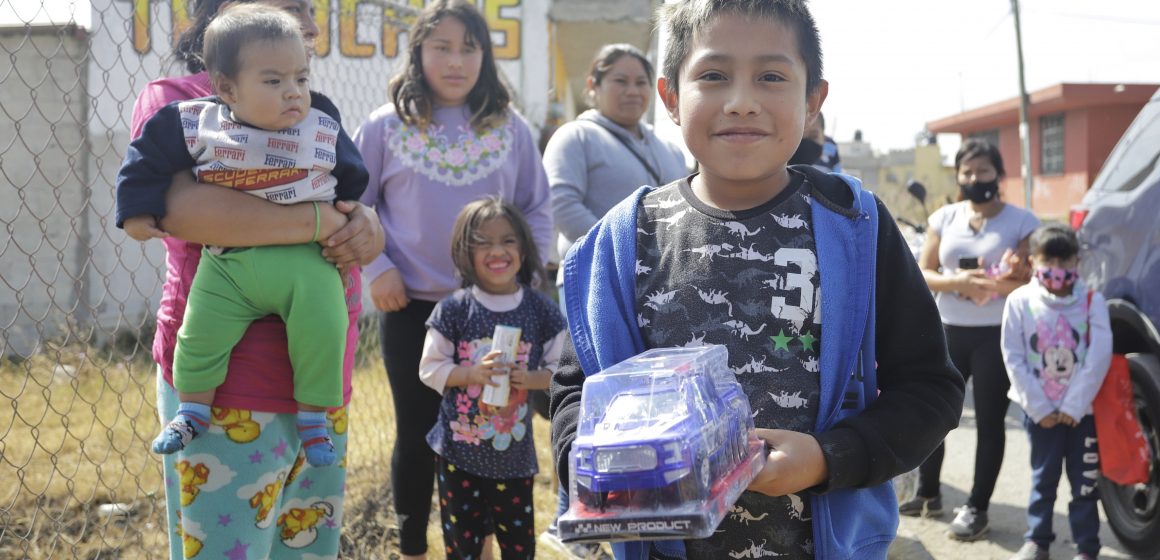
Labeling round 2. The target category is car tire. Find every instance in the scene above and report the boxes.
[678,453,710,504]
[1100,353,1160,555]
[698,455,711,491]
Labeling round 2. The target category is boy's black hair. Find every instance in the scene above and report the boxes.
[1029,223,1080,261]
[203,4,303,80]
[954,138,1006,178]
[450,197,543,289]
[659,0,823,96]
[390,0,510,132]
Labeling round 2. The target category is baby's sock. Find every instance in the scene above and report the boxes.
[152,402,211,454]
[297,410,336,467]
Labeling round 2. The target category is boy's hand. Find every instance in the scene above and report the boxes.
[369,269,409,312]
[510,367,549,391]
[1057,413,1079,427]
[1038,413,1060,429]
[747,429,828,497]
[123,215,169,241]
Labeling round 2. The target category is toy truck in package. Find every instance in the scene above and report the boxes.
[558,345,765,542]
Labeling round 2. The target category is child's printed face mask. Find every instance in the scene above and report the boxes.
[1035,265,1077,291]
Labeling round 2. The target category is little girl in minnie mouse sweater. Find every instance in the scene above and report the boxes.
[1001,223,1112,560]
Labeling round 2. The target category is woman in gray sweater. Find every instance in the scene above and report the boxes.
[545,43,688,271]
[538,43,687,560]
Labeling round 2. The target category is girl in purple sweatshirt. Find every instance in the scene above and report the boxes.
[351,2,551,557]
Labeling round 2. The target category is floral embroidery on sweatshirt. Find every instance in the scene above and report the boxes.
[388,118,513,187]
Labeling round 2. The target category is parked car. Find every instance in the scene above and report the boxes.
[1071,86,1160,555]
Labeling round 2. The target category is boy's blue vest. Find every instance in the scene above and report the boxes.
[562,175,896,560]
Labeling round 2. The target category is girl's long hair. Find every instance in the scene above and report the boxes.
[450,197,542,290]
[389,0,510,132]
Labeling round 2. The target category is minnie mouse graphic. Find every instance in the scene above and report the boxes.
[1031,314,1081,400]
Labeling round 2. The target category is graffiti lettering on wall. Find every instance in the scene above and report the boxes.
[121,0,521,59]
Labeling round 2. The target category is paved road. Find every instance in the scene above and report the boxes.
[897,390,1133,560]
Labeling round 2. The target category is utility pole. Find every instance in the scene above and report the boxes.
[1011,0,1034,211]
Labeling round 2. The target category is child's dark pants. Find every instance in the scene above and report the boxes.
[436,455,535,559]
[1024,414,1101,556]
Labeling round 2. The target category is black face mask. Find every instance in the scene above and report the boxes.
[959,179,1000,203]
[790,138,823,166]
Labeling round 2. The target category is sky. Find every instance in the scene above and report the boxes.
[4,0,1160,154]
[810,0,1160,153]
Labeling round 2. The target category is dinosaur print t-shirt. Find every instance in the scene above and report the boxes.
[636,173,821,559]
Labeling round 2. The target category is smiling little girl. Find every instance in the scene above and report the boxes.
[418,197,566,559]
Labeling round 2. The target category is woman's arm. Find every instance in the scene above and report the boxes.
[510,114,555,264]
[321,200,386,268]
[918,229,997,299]
[161,175,383,264]
[544,125,600,241]
[160,174,339,245]
[991,237,1034,296]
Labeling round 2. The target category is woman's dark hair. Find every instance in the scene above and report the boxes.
[954,138,1006,178]
[389,0,510,132]
[588,43,654,87]
[175,0,253,74]
[1029,223,1080,261]
[450,197,543,289]
[203,4,303,80]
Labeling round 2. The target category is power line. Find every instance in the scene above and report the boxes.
[1024,8,1160,27]
[984,10,1012,40]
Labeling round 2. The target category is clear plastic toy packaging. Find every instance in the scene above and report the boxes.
[558,345,766,543]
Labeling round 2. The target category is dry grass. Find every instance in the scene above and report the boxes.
[0,344,571,559]
[0,345,167,559]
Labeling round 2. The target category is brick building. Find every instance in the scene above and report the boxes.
[927,82,1159,218]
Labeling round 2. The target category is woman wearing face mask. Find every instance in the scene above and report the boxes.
[899,139,1039,542]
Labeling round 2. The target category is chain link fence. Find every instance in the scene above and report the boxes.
[0,0,551,557]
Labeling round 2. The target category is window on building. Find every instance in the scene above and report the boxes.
[970,129,1000,148]
[1040,113,1064,175]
